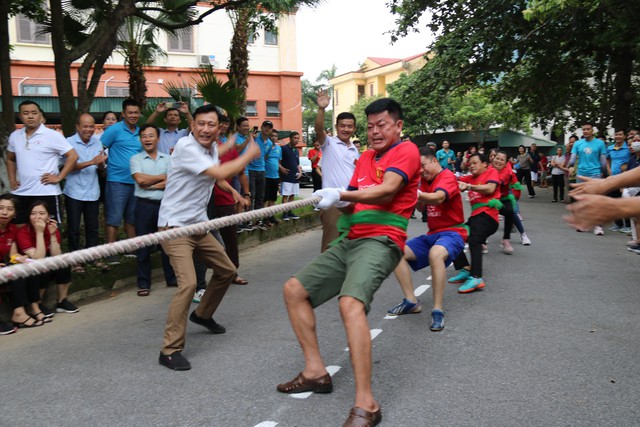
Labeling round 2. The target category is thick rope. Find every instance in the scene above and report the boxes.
[0,197,321,284]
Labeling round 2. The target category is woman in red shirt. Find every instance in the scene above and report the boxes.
[16,201,78,314]
[448,153,500,293]
[0,194,45,328]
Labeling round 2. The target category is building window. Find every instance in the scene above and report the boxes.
[265,29,278,46]
[245,101,258,117]
[168,28,193,52]
[17,14,50,44]
[266,101,280,117]
[335,90,339,106]
[106,86,130,97]
[369,84,374,97]
[21,84,52,96]
[357,85,365,100]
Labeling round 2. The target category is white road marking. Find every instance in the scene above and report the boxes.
[254,422,278,427]
[415,284,431,297]
[289,365,342,399]
[426,276,432,281]
[383,314,397,320]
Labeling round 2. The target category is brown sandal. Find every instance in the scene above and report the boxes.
[232,276,249,285]
[343,407,382,427]
[276,372,333,394]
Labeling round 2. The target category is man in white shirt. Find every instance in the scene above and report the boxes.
[7,100,78,224]
[314,90,360,252]
[157,104,259,371]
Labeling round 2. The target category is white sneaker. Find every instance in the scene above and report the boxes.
[192,289,205,303]
[521,233,531,246]
[594,226,604,236]
[482,244,488,254]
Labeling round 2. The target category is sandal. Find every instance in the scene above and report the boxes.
[232,276,249,285]
[137,289,150,297]
[71,265,86,274]
[94,261,110,271]
[13,316,44,328]
[32,312,53,324]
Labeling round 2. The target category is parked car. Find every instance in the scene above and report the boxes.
[299,156,313,187]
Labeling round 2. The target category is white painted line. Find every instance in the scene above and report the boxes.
[345,329,383,351]
[254,422,278,427]
[289,365,342,399]
[415,284,431,297]
[384,314,397,320]
[426,275,432,281]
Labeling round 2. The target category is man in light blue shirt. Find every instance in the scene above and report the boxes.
[606,128,631,232]
[64,114,107,258]
[144,101,193,155]
[246,120,273,215]
[100,99,143,254]
[130,124,175,294]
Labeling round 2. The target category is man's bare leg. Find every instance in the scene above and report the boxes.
[282,278,328,378]
[339,296,378,412]
[393,247,417,303]
[125,222,136,239]
[106,224,119,244]
[428,245,449,311]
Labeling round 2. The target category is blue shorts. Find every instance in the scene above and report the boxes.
[105,181,136,226]
[406,231,465,271]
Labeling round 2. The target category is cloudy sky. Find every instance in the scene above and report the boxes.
[296,0,433,82]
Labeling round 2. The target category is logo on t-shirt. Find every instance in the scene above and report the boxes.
[583,147,593,155]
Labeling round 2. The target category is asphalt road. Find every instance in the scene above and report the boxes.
[1,186,639,427]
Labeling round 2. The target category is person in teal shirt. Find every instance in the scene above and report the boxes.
[436,140,456,171]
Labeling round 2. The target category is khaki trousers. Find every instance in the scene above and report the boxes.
[160,233,236,354]
[320,207,341,253]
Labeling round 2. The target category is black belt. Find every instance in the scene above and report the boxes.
[136,197,161,205]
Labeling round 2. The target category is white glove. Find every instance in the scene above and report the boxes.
[312,187,349,210]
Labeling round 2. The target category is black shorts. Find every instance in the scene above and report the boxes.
[265,178,280,202]
[13,195,61,225]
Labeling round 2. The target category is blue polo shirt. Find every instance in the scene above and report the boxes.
[572,137,607,177]
[265,143,282,179]
[607,142,630,176]
[246,133,272,172]
[63,133,103,201]
[101,120,142,184]
[436,148,456,171]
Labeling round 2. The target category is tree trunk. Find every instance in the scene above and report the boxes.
[50,0,77,136]
[0,1,15,137]
[612,47,634,131]
[128,46,148,109]
[228,8,252,115]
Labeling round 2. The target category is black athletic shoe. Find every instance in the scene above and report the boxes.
[159,351,191,371]
[189,311,226,334]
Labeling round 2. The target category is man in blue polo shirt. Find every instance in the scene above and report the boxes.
[246,120,273,229]
[63,113,107,272]
[101,98,143,258]
[569,121,607,235]
[606,128,631,232]
[436,140,456,171]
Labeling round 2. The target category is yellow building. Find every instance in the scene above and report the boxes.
[329,52,430,120]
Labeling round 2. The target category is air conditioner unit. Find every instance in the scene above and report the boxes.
[198,55,210,66]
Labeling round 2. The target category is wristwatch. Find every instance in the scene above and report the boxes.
[244,193,251,197]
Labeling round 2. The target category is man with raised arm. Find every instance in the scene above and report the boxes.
[314,90,360,252]
[156,104,259,371]
[277,98,420,427]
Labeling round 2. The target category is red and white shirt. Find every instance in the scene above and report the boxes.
[421,169,467,241]
[16,225,61,256]
[459,168,500,221]
[0,223,18,262]
[347,141,421,249]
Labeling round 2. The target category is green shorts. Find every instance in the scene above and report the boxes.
[295,236,402,313]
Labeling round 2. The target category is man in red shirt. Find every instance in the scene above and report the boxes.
[277,98,420,427]
[449,153,501,293]
[387,147,467,332]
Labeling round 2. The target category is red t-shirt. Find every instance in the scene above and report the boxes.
[459,168,500,221]
[15,225,61,256]
[308,148,322,169]
[495,163,513,198]
[212,145,239,206]
[347,141,421,249]
[421,169,467,241]
[0,223,18,261]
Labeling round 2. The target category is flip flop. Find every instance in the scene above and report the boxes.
[13,316,44,328]
[232,276,248,285]
[71,265,86,274]
[137,289,150,297]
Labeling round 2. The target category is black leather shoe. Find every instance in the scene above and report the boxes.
[189,311,226,334]
[159,351,191,371]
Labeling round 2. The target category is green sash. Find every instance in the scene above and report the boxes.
[510,182,523,191]
[330,210,409,247]
[500,193,517,209]
[470,198,503,214]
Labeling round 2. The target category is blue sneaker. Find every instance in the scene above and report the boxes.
[387,298,422,315]
[620,227,632,234]
[458,277,485,293]
[448,269,470,284]
[430,309,445,331]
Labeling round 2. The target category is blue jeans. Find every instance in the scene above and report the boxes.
[135,198,176,289]
[65,196,99,252]
[248,170,266,210]
[105,181,136,226]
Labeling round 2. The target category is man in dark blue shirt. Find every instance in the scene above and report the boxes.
[280,132,302,220]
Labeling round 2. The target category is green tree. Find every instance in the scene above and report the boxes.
[388,0,640,133]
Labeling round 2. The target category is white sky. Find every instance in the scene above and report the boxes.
[296,0,433,82]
